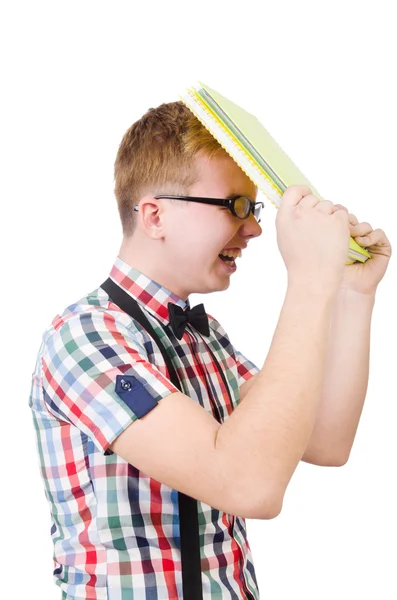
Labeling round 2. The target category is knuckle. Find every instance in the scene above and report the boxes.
[283,185,313,201]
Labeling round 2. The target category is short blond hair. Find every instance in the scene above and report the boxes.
[114,101,226,237]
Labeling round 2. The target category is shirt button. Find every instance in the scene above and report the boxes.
[121,380,132,391]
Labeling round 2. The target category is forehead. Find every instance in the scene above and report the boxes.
[192,152,257,198]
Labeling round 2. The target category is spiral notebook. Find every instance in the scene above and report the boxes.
[181,82,371,264]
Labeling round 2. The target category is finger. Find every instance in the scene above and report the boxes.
[333,204,359,225]
[355,228,391,252]
[306,197,334,212]
[316,200,340,215]
[280,185,313,208]
[347,213,359,226]
[350,221,373,237]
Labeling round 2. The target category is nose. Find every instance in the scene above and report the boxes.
[240,212,262,239]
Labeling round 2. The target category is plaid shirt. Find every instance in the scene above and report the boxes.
[29,257,261,600]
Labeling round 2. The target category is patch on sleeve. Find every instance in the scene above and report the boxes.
[115,375,158,418]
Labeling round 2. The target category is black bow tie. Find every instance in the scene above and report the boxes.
[167,302,210,340]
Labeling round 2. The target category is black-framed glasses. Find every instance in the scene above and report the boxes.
[133,195,264,223]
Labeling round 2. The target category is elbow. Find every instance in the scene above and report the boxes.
[305,449,351,467]
[239,486,285,520]
[327,452,350,467]
[253,501,283,521]
[320,443,353,466]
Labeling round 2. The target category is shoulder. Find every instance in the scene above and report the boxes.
[42,286,148,357]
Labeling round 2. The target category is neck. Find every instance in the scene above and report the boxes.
[118,236,190,301]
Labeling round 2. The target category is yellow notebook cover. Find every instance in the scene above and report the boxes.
[181,82,371,265]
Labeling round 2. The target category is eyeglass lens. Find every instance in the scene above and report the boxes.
[254,204,262,221]
[234,197,262,222]
[234,197,251,218]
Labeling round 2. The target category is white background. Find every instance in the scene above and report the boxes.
[1,1,396,598]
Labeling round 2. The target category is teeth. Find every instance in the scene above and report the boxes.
[220,248,242,259]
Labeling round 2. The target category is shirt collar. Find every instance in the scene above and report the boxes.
[108,256,191,327]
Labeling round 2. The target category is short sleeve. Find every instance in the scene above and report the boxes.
[235,348,260,388]
[41,309,178,454]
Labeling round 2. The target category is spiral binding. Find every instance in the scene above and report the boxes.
[181,84,371,264]
[180,87,282,209]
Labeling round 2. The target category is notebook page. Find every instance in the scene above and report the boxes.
[199,82,319,196]
[182,83,371,264]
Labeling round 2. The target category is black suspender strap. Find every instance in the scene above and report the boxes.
[100,278,203,600]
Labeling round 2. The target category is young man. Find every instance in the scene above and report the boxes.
[29,101,391,599]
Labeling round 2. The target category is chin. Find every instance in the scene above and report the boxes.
[207,275,231,294]
[190,264,232,294]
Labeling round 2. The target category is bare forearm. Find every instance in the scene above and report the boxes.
[215,283,337,514]
[304,289,376,464]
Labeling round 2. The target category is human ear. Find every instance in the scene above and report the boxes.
[138,196,165,240]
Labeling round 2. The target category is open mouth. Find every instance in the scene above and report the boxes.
[217,247,242,272]
[218,253,236,264]
[218,253,237,270]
